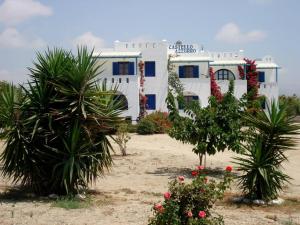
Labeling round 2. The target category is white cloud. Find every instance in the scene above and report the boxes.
[72,32,105,50]
[215,23,267,44]
[0,27,46,48]
[0,0,52,26]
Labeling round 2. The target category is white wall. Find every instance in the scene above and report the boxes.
[95,58,140,122]
[217,80,247,99]
[182,78,211,107]
[95,41,280,122]
[171,61,210,107]
[141,42,169,114]
[257,68,277,83]
[258,82,279,104]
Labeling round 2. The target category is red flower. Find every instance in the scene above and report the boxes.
[187,211,193,218]
[226,166,233,172]
[197,165,205,170]
[178,176,185,182]
[198,211,206,218]
[154,203,164,213]
[209,67,223,101]
[191,170,198,177]
[164,192,171,200]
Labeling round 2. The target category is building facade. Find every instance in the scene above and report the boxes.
[94,41,279,122]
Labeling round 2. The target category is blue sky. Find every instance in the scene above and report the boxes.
[0,0,299,95]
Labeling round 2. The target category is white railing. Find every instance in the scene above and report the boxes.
[206,50,244,60]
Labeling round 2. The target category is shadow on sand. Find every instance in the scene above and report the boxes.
[146,166,236,179]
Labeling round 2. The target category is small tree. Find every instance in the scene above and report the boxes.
[167,81,244,165]
[115,123,131,156]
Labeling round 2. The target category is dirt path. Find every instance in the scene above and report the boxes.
[0,134,300,225]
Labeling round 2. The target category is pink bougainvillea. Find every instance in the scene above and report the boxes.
[238,65,245,79]
[138,61,147,119]
[244,58,259,100]
[209,67,223,101]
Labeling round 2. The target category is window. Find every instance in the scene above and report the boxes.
[145,94,156,110]
[113,94,128,110]
[113,62,135,75]
[179,95,199,109]
[119,78,122,83]
[145,61,156,77]
[179,65,199,78]
[215,69,235,80]
[258,71,265,82]
[119,62,128,75]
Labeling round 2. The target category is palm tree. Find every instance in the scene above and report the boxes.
[234,102,299,200]
[0,47,123,195]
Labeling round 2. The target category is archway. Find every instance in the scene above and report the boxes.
[214,69,235,80]
[113,92,128,110]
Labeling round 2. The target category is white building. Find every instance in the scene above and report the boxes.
[94,40,280,123]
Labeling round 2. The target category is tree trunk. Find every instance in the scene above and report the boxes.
[199,153,204,165]
[120,144,127,156]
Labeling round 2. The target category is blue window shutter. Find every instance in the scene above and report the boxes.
[145,61,155,77]
[193,66,199,78]
[179,66,184,78]
[113,62,119,75]
[146,94,156,110]
[192,96,199,100]
[258,72,265,82]
[128,62,134,75]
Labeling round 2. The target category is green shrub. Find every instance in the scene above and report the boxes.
[148,166,233,225]
[144,111,172,134]
[279,94,300,116]
[52,195,91,209]
[115,123,131,156]
[127,123,138,133]
[137,119,156,135]
[234,102,300,200]
[0,47,122,195]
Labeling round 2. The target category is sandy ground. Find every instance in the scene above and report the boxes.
[0,134,300,225]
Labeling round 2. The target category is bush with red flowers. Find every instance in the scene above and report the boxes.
[209,67,223,102]
[148,167,233,225]
[143,111,172,134]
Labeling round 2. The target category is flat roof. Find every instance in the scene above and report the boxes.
[93,51,142,58]
[256,62,280,69]
[170,56,212,62]
[210,60,246,66]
